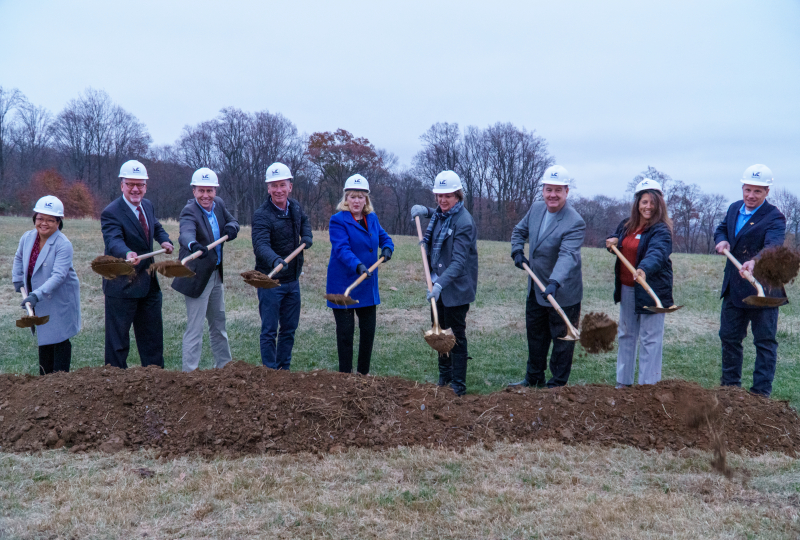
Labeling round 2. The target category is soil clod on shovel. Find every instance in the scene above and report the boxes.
[424,329,457,354]
[150,260,195,278]
[579,312,618,353]
[325,257,385,306]
[16,287,49,329]
[90,255,134,279]
[241,270,279,289]
[753,245,800,289]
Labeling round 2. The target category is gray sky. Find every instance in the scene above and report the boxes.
[2,0,798,201]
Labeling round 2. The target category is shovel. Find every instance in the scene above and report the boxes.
[521,262,580,341]
[722,249,787,307]
[325,257,385,306]
[152,236,228,278]
[16,286,49,329]
[414,216,456,354]
[610,245,683,314]
[241,243,306,289]
[90,248,167,279]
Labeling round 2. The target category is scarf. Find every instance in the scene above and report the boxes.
[423,201,463,267]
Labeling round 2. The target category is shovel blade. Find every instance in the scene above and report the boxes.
[240,271,280,289]
[324,294,358,306]
[16,315,49,328]
[424,327,456,354]
[743,296,787,308]
[91,261,135,279]
[644,304,684,314]
[153,262,195,278]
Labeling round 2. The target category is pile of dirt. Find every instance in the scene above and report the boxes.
[579,312,618,353]
[753,245,800,289]
[1,362,798,459]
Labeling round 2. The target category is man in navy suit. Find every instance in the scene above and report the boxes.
[714,164,787,397]
[101,160,174,369]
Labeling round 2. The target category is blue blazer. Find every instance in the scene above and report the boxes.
[100,196,172,299]
[713,200,786,308]
[13,230,81,346]
[326,211,394,309]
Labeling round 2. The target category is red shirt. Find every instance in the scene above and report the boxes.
[620,231,641,287]
[27,235,42,280]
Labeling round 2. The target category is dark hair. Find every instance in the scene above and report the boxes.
[626,190,671,234]
[32,213,64,230]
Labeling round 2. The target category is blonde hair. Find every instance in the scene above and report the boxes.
[337,190,373,214]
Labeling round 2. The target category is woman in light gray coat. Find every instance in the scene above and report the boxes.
[12,195,81,375]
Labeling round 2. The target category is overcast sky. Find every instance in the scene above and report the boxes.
[1,0,798,201]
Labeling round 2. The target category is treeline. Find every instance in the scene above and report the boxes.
[1,86,798,251]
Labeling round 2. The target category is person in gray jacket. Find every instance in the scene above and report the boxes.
[12,196,81,375]
[411,170,478,396]
[510,165,586,388]
[171,168,240,372]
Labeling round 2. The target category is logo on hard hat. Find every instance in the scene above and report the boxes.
[202,174,209,179]
[439,178,447,185]
[752,172,761,178]
[133,167,140,172]
[550,172,558,178]
[44,202,53,208]
[354,178,361,183]
[271,168,279,175]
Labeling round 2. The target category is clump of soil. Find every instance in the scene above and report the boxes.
[686,395,732,478]
[241,270,279,288]
[150,260,194,278]
[579,312,618,353]
[753,246,800,289]
[1,363,798,459]
[90,255,134,279]
[424,331,456,354]
[324,293,358,306]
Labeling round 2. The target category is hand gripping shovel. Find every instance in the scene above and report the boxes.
[16,286,49,330]
[414,216,456,354]
[325,257,385,306]
[90,248,167,279]
[722,249,787,307]
[610,245,682,313]
[521,262,580,341]
[152,236,228,278]
[241,243,306,289]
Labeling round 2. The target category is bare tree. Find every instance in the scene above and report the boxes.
[412,122,462,184]
[770,188,800,247]
[0,86,24,191]
[697,192,728,253]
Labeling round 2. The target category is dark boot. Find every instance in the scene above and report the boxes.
[449,353,468,396]
[437,354,453,386]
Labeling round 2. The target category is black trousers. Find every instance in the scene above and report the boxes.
[333,305,377,375]
[525,293,580,387]
[39,339,71,375]
[431,300,470,357]
[104,278,164,369]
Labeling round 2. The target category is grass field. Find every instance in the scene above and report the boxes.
[1,215,799,539]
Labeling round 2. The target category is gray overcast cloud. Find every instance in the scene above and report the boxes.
[1,0,798,201]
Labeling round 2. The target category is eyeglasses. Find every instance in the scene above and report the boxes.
[123,182,146,189]
[35,217,58,225]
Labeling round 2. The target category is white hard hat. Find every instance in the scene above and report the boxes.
[191,167,219,187]
[635,178,663,194]
[344,174,370,193]
[33,195,65,218]
[118,159,148,180]
[432,170,463,194]
[541,165,570,186]
[265,162,293,183]
[741,164,773,187]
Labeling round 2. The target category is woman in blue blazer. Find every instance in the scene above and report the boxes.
[326,175,394,375]
[12,196,81,375]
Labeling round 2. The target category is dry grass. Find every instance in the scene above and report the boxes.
[1,442,799,539]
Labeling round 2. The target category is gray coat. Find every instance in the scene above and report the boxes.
[510,201,585,307]
[423,205,478,307]
[12,229,81,345]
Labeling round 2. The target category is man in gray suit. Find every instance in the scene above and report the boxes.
[172,168,240,371]
[510,165,586,388]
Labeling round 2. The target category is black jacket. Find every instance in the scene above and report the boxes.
[252,197,312,283]
[608,219,674,315]
[172,197,240,299]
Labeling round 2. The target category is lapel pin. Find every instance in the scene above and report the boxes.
[750,222,754,225]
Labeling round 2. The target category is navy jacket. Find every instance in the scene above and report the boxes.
[608,219,675,314]
[326,211,394,309]
[101,196,171,299]
[713,200,786,308]
[252,197,312,283]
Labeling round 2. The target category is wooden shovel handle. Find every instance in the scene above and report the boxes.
[414,216,435,293]
[609,245,664,308]
[521,262,579,336]
[126,248,167,263]
[722,248,765,297]
[344,257,385,296]
[181,235,228,265]
[268,243,306,278]
[20,286,35,317]
[430,298,441,330]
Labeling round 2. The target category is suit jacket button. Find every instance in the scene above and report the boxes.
[438,263,442,267]
[369,249,373,252]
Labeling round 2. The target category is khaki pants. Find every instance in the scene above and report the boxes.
[182,269,232,371]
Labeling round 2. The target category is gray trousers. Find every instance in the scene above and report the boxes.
[616,285,665,385]
[182,269,232,371]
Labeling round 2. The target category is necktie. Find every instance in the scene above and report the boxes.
[137,206,149,243]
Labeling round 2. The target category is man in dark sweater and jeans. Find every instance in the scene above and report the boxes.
[252,162,313,370]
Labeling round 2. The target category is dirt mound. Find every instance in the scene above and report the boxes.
[1,363,798,459]
[753,245,800,289]
[579,312,618,353]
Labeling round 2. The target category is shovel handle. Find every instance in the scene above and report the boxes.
[414,216,435,293]
[430,298,441,331]
[344,257,385,296]
[126,248,167,263]
[722,248,765,297]
[181,235,228,265]
[268,243,306,278]
[609,245,664,308]
[522,263,579,337]
[20,286,35,317]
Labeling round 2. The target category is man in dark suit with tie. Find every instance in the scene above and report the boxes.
[714,164,787,397]
[101,160,174,369]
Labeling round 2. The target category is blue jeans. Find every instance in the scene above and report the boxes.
[258,280,301,370]
[719,296,779,396]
